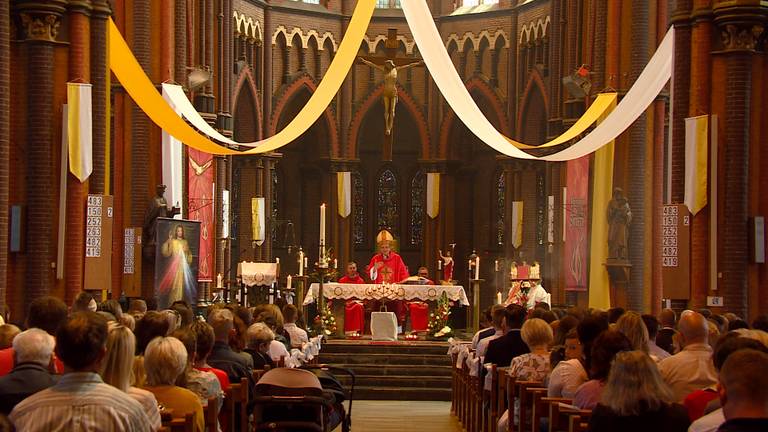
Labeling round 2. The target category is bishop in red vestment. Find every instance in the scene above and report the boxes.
[367,231,409,327]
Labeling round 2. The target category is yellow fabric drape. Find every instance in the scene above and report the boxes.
[67,83,93,182]
[587,98,617,310]
[684,115,709,215]
[426,173,440,219]
[106,0,376,155]
[337,172,351,218]
[252,198,264,246]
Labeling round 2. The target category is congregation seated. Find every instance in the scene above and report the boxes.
[0,296,68,376]
[475,305,505,358]
[188,320,231,393]
[252,305,291,362]
[244,322,277,369]
[471,305,501,350]
[282,304,308,348]
[483,304,530,368]
[508,318,553,382]
[99,322,162,431]
[573,330,632,409]
[642,313,671,360]
[658,311,718,402]
[587,350,690,432]
[547,328,587,398]
[0,324,19,350]
[715,349,768,432]
[207,308,253,382]
[0,329,58,415]
[172,327,224,411]
[133,310,172,387]
[657,308,678,355]
[142,336,205,432]
[9,312,152,431]
[71,291,98,314]
[615,311,655,359]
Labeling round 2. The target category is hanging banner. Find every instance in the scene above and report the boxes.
[337,172,351,218]
[684,115,709,216]
[564,156,589,291]
[427,173,440,219]
[162,86,184,215]
[588,97,617,308]
[511,201,524,249]
[67,83,93,182]
[187,148,214,282]
[252,197,265,246]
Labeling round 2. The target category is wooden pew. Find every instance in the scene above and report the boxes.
[162,411,195,432]
[203,397,219,432]
[486,364,498,432]
[567,412,591,432]
[520,385,547,432]
[548,402,590,432]
[221,377,249,432]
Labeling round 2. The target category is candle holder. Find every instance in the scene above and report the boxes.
[312,264,338,336]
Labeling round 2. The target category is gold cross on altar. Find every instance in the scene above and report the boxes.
[357,29,423,161]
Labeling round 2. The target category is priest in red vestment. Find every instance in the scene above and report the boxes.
[338,262,365,335]
[367,230,410,329]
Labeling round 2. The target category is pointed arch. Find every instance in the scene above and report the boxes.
[517,69,550,142]
[347,83,431,159]
[269,74,340,157]
[232,66,263,140]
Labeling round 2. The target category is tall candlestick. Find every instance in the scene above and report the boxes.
[496,291,503,305]
[216,273,223,289]
[286,275,292,291]
[319,204,326,245]
[494,259,499,272]
[475,256,480,280]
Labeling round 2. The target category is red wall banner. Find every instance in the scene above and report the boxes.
[564,155,590,291]
[187,148,215,282]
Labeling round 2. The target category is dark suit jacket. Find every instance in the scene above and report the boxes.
[475,327,496,346]
[587,402,690,432]
[483,329,530,368]
[0,362,59,415]
[656,327,676,355]
[244,349,275,370]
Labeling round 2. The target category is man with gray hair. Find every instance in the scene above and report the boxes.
[244,322,276,369]
[0,328,58,414]
[659,310,718,402]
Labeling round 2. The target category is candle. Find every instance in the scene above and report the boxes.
[276,257,280,264]
[298,250,305,276]
[320,204,326,245]
[304,256,308,269]
[438,259,442,271]
[468,260,473,271]
[216,273,223,289]
[475,256,480,280]
[333,258,338,269]
[494,259,499,272]
[496,291,503,305]
[287,275,292,290]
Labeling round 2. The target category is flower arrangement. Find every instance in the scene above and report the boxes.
[313,302,338,336]
[427,292,452,338]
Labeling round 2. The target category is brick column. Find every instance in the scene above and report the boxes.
[0,0,9,315]
[90,0,110,194]
[712,2,766,317]
[65,0,92,305]
[626,0,651,311]
[14,1,68,303]
[174,0,187,84]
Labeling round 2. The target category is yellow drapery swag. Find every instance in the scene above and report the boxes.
[684,115,709,216]
[337,172,351,218]
[587,97,617,310]
[252,198,265,246]
[106,0,375,155]
[511,201,524,249]
[427,173,440,219]
[67,83,93,182]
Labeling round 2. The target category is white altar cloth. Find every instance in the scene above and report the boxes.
[303,283,470,306]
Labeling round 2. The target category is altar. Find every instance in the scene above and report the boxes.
[303,283,469,338]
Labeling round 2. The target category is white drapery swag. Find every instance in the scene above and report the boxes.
[401,1,674,162]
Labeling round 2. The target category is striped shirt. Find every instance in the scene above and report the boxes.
[9,372,152,432]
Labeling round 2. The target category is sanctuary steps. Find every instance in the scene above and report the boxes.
[319,339,452,401]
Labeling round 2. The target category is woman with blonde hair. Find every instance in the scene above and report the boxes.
[588,350,690,431]
[99,322,162,431]
[615,312,651,356]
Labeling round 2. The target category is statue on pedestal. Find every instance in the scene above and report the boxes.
[143,184,181,259]
[607,187,632,261]
[438,243,456,283]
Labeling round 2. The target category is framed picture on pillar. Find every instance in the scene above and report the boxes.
[154,218,201,309]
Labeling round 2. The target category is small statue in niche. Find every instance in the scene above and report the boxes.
[607,187,632,260]
[143,184,181,259]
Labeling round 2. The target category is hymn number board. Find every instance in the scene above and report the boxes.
[661,204,690,299]
[84,195,114,295]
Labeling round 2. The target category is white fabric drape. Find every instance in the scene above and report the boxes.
[401,1,674,162]
[161,86,184,214]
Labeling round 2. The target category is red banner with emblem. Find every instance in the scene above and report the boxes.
[564,155,590,291]
[188,148,215,282]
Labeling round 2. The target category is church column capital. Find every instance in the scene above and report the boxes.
[329,159,360,173]
[12,1,67,42]
[418,159,449,174]
[713,1,768,52]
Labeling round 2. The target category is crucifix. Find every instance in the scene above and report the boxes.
[358,28,423,161]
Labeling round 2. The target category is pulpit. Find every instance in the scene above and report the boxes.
[371,311,398,341]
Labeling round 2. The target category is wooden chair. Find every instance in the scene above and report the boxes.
[521,385,547,432]
[221,377,249,432]
[568,413,591,432]
[486,364,498,432]
[203,397,219,432]
[163,412,195,432]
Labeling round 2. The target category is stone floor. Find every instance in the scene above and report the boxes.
[334,400,462,432]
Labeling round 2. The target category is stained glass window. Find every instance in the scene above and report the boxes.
[377,169,399,236]
[496,171,505,246]
[352,171,365,246]
[410,170,425,246]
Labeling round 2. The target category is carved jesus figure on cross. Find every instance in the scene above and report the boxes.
[358,57,422,136]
